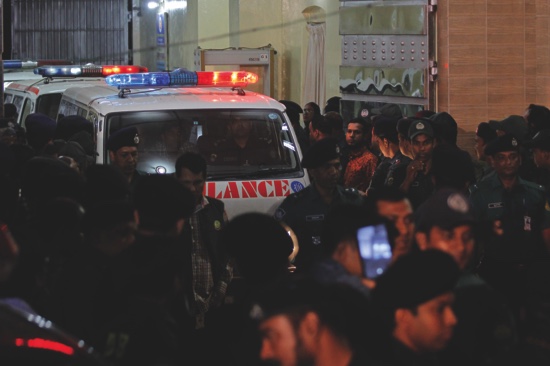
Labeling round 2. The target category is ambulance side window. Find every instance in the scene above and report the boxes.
[20,98,33,128]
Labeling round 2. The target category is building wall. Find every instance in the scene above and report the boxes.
[133,0,341,106]
[438,0,550,151]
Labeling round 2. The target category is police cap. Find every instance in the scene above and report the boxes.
[107,126,140,152]
[301,137,340,169]
[483,133,520,156]
[523,129,550,151]
[415,188,475,232]
[408,119,434,140]
[488,115,528,142]
[372,249,460,310]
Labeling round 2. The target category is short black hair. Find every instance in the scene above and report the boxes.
[310,114,333,135]
[134,175,195,232]
[320,203,381,258]
[347,116,371,131]
[305,101,321,117]
[175,151,207,178]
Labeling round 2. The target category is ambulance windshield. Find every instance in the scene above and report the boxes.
[106,109,303,179]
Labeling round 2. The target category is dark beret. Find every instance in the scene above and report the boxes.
[476,122,497,143]
[484,133,520,156]
[107,126,140,152]
[523,129,550,151]
[372,249,460,310]
[301,137,340,169]
[415,188,475,232]
[25,113,56,138]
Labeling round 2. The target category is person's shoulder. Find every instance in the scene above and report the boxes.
[206,196,225,209]
[339,185,363,199]
[278,187,312,206]
[520,179,545,193]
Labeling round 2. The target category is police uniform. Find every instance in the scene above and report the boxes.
[470,135,547,263]
[384,151,411,188]
[274,138,363,272]
[107,126,147,192]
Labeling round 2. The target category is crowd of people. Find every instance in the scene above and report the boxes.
[0,99,549,365]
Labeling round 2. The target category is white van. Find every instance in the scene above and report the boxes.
[3,64,147,128]
[57,69,310,218]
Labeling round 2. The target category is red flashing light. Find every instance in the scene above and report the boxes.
[101,65,148,76]
[196,71,258,87]
[15,338,75,355]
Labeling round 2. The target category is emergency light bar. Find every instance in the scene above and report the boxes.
[3,60,73,69]
[33,65,148,77]
[105,69,258,88]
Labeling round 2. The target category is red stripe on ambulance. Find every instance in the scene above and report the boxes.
[205,180,291,199]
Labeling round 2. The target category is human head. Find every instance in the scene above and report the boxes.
[414,189,476,270]
[309,114,332,143]
[397,118,414,159]
[324,96,341,114]
[372,116,399,158]
[280,100,303,128]
[107,126,140,177]
[524,129,550,169]
[484,134,521,179]
[4,103,18,121]
[523,104,550,136]
[489,115,529,142]
[229,116,253,139]
[302,137,341,191]
[81,200,137,257]
[408,120,435,163]
[365,186,415,261]
[474,122,497,161]
[54,115,94,141]
[321,203,381,276]
[24,113,56,154]
[431,144,476,193]
[371,250,459,354]
[223,213,293,285]
[252,279,370,366]
[429,112,458,146]
[345,117,370,148]
[83,164,130,209]
[371,103,403,119]
[324,111,344,137]
[133,175,195,234]
[303,102,321,125]
[175,152,207,203]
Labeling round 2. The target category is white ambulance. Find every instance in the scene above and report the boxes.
[3,64,147,128]
[57,69,310,218]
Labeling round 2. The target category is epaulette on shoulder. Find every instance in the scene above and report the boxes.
[523,180,545,192]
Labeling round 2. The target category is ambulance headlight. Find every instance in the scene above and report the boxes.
[155,166,167,174]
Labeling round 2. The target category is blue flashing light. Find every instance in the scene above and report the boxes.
[106,69,197,88]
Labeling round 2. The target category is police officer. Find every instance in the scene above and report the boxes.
[470,134,548,318]
[274,137,363,273]
[369,116,411,192]
[107,126,145,192]
[400,119,436,209]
